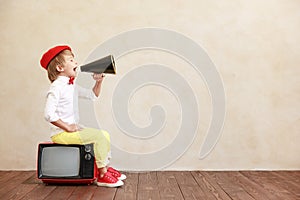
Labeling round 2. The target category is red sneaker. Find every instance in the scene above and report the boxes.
[97,172,124,187]
[107,167,127,181]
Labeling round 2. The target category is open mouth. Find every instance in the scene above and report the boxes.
[73,67,77,72]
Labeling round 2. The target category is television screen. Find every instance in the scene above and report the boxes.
[41,146,80,177]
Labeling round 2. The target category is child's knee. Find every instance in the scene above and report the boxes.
[99,130,110,141]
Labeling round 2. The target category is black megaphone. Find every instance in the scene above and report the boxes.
[80,55,116,74]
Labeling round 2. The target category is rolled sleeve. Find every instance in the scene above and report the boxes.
[76,85,98,101]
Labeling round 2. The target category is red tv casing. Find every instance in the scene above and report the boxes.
[37,142,98,185]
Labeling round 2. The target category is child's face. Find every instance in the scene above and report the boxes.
[60,55,78,77]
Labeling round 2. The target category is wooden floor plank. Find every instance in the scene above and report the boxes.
[197,171,232,200]
[0,171,23,186]
[173,171,198,186]
[67,185,97,200]
[138,171,158,189]
[0,171,17,183]
[191,171,223,200]
[0,171,34,196]
[43,185,76,200]
[269,171,300,196]
[0,171,38,200]
[283,171,300,179]
[137,172,160,200]
[232,171,280,200]
[178,185,206,200]
[275,171,300,184]
[157,171,184,200]
[114,172,138,200]
[241,171,298,200]
[205,171,255,200]
[1,171,299,200]
[0,182,37,200]
[157,171,178,187]
[20,184,57,200]
[137,189,160,200]
[0,171,7,176]
[90,186,117,200]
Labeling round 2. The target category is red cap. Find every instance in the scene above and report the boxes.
[40,45,71,70]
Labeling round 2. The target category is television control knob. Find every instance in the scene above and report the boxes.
[85,153,92,160]
[85,145,92,152]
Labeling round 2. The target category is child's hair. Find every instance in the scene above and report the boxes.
[47,50,74,82]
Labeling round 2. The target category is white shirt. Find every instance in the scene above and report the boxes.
[44,76,97,135]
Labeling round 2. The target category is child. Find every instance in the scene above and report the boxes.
[40,45,126,187]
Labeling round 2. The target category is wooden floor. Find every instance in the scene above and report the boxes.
[0,171,299,200]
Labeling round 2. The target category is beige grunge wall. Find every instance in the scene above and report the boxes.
[0,0,299,170]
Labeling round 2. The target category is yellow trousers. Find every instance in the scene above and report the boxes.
[51,128,111,168]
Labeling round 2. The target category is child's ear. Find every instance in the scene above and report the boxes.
[56,65,64,72]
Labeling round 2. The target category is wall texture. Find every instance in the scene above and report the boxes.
[0,0,299,170]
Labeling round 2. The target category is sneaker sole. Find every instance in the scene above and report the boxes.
[118,174,127,181]
[96,180,124,188]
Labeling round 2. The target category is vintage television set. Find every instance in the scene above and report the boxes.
[37,143,97,184]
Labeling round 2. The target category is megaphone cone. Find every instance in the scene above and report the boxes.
[80,55,116,74]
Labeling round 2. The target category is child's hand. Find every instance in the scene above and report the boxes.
[66,124,82,132]
[92,73,105,83]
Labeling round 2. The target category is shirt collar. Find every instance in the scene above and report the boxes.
[56,76,72,85]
